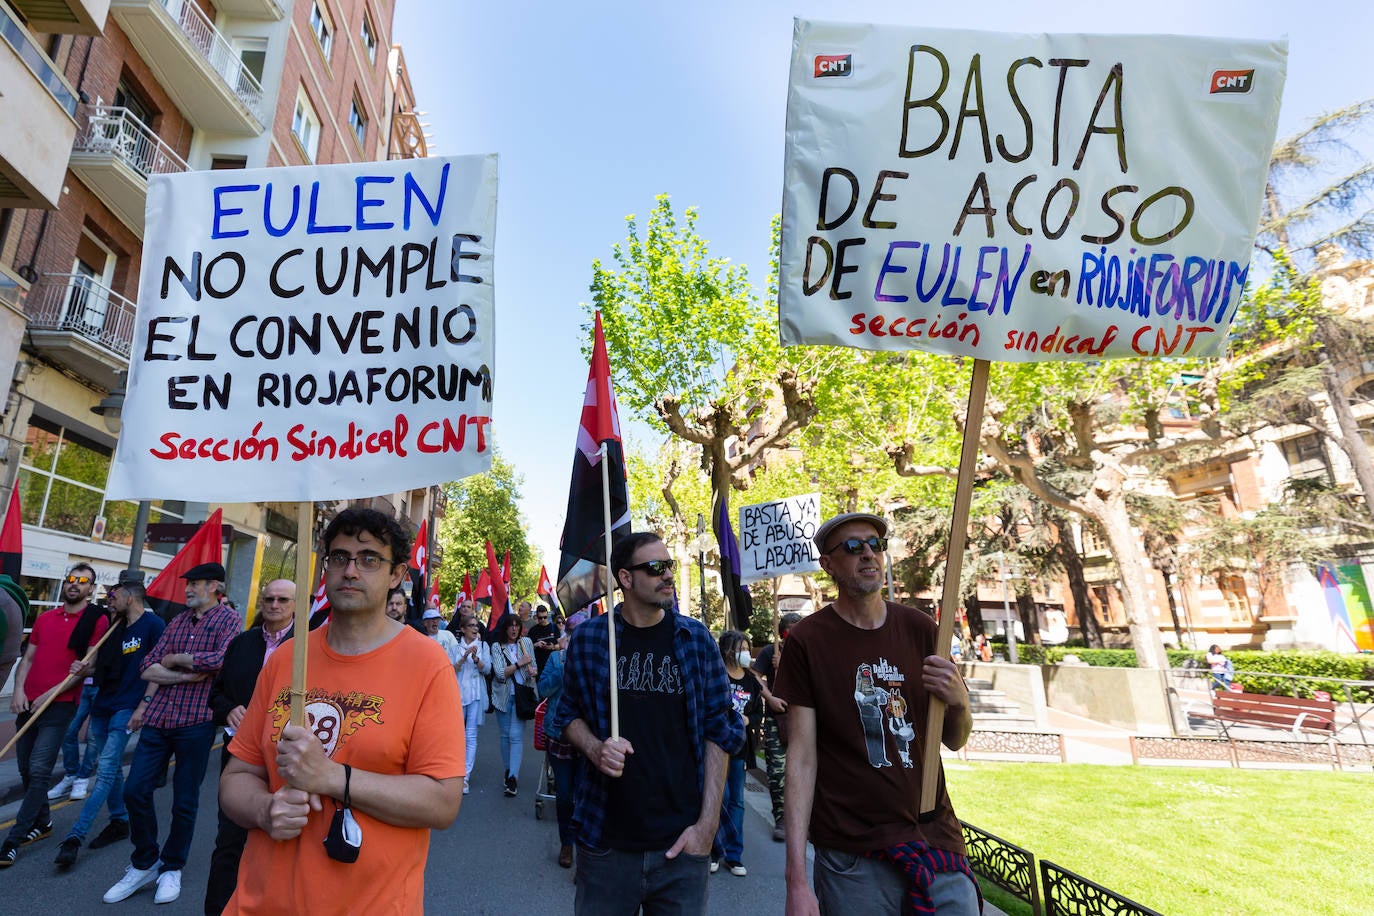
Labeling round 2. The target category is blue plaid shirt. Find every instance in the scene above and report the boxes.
[549,606,744,850]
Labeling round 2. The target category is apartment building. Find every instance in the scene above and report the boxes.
[0,0,438,618]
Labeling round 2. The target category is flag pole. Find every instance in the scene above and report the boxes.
[290,502,313,727]
[1,623,121,759]
[919,358,989,817]
[600,441,620,740]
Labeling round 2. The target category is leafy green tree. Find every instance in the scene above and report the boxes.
[433,453,538,608]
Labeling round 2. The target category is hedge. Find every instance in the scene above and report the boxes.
[983,643,1374,702]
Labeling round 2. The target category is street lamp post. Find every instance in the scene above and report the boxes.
[998,551,1019,664]
[91,370,151,579]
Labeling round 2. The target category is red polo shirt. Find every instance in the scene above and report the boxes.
[26,605,108,704]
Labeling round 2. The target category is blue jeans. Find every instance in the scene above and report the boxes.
[549,753,577,845]
[812,846,981,915]
[712,757,746,862]
[6,701,76,843]
[67,707,134,841]
[61,683,99,779]
[574,845,710,916]
[495,706,524,779]
[123,720,215,872]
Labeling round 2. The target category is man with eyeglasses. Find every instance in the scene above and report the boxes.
[774,513,979,916]
[203,578,307,914]
[552,531,743,915]
[218,508,463,914]
[103,561,239,905]
[1,563,109,868]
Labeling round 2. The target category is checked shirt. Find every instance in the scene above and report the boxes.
[140,602,239,729]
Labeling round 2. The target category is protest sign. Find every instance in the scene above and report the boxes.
[779,22,1287,361]
[738,493,822,584]
[106,155,497,502]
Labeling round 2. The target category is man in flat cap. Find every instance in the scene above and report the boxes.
[103,561,239,906]
[774,512,979,916]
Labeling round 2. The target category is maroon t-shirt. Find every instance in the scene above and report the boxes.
[773,602,966,856]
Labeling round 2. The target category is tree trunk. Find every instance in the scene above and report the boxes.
[1093,495,1170,669]
[1056,520,1104,648]
[1315,320,1374,530]
[1014,589,1042,646]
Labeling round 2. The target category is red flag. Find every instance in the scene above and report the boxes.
[473,569,492,601]
[0,484,22,580]
[463,572,474,598]
[537,564,560,610]
[409,519,429,579]
[310,568,330,621]
[145,509,225,620]
[557,311,631,611]
[428,576,441,609]
[486,540,510,627]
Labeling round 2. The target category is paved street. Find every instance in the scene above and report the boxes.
[0,716,790,914]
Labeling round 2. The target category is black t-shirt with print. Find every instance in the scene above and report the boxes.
[600,612,698,852]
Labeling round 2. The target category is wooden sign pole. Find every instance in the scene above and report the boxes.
[919,358,989,816]
[0,623,121,759]
[600,442,620,740]
[290,502,313,727]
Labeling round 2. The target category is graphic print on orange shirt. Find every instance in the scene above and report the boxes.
[266,687,385,756]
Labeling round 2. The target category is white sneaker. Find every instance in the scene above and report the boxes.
[154,869,181,904]
[47,775,75,800]
[70,778,89,800]
[103,863,159,903]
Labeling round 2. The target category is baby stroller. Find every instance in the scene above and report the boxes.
[532,699,556,819]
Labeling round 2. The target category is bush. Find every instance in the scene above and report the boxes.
[975,645,1374,701]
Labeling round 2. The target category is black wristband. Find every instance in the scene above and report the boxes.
[342,763,352,807]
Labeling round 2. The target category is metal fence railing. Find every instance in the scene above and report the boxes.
[151,0,263,120]
[73,105,190,177]
[25,273,138,358]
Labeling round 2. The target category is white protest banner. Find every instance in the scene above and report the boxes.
[738,493,822,584]
[779,22,1286,362]
[106,155,497,502]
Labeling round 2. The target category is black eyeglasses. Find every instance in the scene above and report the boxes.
[626,559,674,577]
[323,551,393,572]
[828,536,888,555]
[261,596,293,604]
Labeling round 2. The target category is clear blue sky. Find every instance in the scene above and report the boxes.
[391,0,1374,569]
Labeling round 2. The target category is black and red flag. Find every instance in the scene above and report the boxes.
[0,483,21,581]
[556,311,631,612]
[145,508,226,621]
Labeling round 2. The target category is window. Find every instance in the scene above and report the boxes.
[292,89,320,162]
[18,416,181,546]
[360,11,377,64]
[309,1,332,60]
[349,95,367,147]
[1280,433,1332,485]
[235,37,267,93]
[1218,574,1252,624]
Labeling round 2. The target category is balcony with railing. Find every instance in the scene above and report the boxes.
[69,105,190,238]
[8,0,109,35]
[110,0,265,134]
[0,0,80,209]
[212,0,282,22]
[25,273,136,390]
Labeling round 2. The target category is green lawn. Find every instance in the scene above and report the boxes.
[943,762,1369,916]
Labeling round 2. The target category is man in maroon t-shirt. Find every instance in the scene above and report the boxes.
[774,513,979,916]
[1,563,109,867]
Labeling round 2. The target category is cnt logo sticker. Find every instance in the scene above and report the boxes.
[1210,69,1255,94]
[814,54,852,78]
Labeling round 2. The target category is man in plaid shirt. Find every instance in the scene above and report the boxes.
[103,561,239,906]
[551,532,743,915]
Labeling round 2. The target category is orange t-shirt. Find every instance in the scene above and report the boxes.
[225,625,464,915]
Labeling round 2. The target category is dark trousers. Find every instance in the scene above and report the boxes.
[574,845,710,916]
[204,743,247,915]
[6,701,76,843]
[549,754,577,846]
[123,719,215,873]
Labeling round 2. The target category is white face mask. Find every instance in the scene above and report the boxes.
[736,649,752,668]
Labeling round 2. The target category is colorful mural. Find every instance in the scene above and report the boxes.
[1316,562,1374,652]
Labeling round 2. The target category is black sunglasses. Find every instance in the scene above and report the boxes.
[829,536,888,555]
[626,559,674,577]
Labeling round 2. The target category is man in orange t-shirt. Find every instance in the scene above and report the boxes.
[220,509,463,914]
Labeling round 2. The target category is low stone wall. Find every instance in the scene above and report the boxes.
[1042,663,1173,735]
[959,661,1049,727]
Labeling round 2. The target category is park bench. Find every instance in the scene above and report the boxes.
[1197,692,1336,741]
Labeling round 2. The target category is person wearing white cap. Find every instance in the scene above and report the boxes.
[774,512,980,916]
[422,608,462,673]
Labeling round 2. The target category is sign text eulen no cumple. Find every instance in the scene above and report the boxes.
[105,155,498,502]
[739,493,823,584]
[778,22,1287,362]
